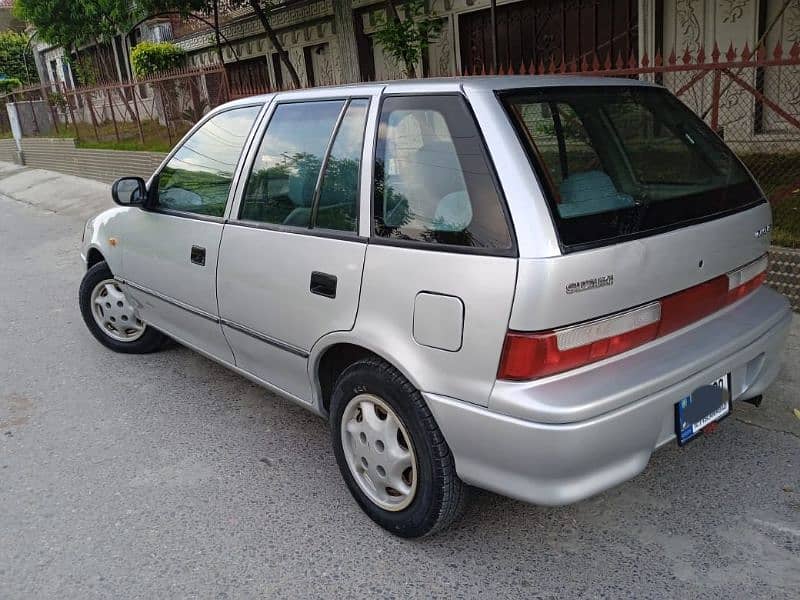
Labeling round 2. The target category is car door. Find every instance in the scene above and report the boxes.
[217,89,379,401]
[118,103,264,362]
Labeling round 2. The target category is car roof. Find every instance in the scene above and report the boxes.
[218,75,657,110]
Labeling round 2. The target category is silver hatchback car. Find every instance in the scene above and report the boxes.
[79,77,791,537]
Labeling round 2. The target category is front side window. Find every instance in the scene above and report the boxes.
[503,86,761,249]
[155,106,261,217]
[373,95,513,251]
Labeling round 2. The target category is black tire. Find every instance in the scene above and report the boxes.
[330,357,466,537]
[78,261,165,354]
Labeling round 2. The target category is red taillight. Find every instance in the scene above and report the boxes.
[657,275,729,336]
[729,270,766,303]
[498,255,768,381]
[499,320,659,381]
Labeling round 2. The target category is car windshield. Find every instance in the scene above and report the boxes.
[502,86,762,250]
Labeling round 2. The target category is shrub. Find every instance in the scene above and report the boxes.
[130,42,185,78]
[0,77,22,94]
[0,31,37,84]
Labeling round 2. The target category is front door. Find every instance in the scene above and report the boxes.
[217,94,375,401]
[119,104,263,361]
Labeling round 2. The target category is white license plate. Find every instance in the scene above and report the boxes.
[675,375,730,445]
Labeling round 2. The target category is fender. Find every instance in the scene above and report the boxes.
[80,206,132,275]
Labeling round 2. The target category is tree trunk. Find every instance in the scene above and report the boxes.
[248,0,301,88]
[91,37,117,83]
[212,0,225,66]
[385,0,416,78]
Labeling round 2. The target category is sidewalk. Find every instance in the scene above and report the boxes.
[0,161,112,221]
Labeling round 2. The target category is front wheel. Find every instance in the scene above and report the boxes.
[78,261,165,353]
[330,357,466,537]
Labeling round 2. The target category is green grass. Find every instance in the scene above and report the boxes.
[741,152,800,248]
[35,118,190,153]
[771,193,800,248]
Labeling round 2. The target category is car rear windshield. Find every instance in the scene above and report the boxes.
[502,86,763,250]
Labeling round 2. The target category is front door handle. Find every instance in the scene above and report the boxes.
[310,271,337,299]
[190,245,206,266]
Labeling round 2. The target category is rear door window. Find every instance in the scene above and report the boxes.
[373,95,513,252]
[316,99,369,232]
[239,98,369,232]
[503,86,762,250]
[239,100,344,228]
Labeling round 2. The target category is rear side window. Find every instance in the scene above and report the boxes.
[503,86,761,249]
[373,95,513,251]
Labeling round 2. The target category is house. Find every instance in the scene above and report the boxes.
[171,0,799,89]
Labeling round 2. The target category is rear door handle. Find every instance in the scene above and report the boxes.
[310,271,337,299]
[191,245,206,266]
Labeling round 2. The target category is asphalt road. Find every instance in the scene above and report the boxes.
[1,193,799,599]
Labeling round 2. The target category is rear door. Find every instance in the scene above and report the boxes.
[217,89,379,400]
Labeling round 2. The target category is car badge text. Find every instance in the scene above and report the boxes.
[753,224,772,239]
[566,274,614,295]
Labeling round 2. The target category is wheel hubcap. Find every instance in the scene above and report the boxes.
[341,394,418,512]
[90,279,146,342]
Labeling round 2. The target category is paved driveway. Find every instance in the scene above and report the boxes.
[1,192,798,599]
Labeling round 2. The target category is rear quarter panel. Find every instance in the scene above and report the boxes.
[347,244,517,407]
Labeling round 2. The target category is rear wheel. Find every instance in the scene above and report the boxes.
[330,357,466,537]
[79,261,165,353]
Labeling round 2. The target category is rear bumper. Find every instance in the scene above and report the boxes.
[424,287,792,506]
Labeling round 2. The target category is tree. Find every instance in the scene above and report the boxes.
[374,0,442,78]
[13,0,135,82]
[13,0,133,48]
[137,0,301,87]
[0,31,38,84]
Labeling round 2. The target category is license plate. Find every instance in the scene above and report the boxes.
[675,375,730,446]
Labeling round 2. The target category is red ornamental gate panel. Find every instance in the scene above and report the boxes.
[458,0,638,75]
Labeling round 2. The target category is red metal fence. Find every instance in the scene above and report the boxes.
[0,65,230,149]
[1,42,797,242]
[464,41,800,246]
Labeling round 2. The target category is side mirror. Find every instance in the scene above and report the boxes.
[111,177,146,206]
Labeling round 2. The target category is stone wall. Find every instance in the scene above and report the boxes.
[15,138,166,183]
[0,138,17,163]
[768,246,800,312]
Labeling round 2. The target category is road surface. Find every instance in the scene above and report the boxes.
[1,190,798,599]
